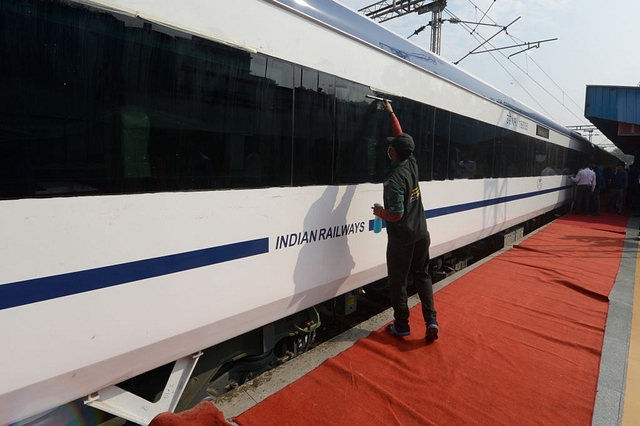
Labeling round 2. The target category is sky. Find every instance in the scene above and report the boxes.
[337,0,639,152]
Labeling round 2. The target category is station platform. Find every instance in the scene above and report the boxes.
[151,212,640,426]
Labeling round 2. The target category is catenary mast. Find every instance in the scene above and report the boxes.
[358,0,447,55]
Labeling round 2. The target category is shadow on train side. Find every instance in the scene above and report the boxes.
[34,206,568,426]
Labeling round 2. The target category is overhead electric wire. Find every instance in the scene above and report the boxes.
[363,0,613,147]
[442,8,552,117]
[469,0,496,35]
[461,0,588,123]
[513,46,585,114]
[445,4,590,127]
[465,3,587,123]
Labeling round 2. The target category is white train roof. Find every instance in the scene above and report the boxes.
[280,0,575,139]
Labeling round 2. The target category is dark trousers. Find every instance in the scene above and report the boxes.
[574,185,591,213]
[387,233,437,330]
[590,189,601,215]
[609,188,625,213]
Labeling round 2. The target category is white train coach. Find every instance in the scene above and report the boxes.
[0,0,616,424]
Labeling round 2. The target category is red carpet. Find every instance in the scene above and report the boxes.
[233,213,629,426]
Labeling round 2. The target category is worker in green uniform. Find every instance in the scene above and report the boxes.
[372,100,439,343]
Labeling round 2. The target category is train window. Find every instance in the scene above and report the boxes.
[541,143,562,176]
[497,129,530,178]
[336,79,410,183]
[449,114,473,179]
[416,104,435,182]
[532,139,548,176]
[476,120,497,178]
[432,109,451,181]
[0,0,302,197]
[292,68,335,186]
[565,148,587,175]
[392,100,435,182]
[449,114,496,179]
[558,146,569,175]
[1,1,113,197]
[248,57,294,187]
[0,0,590,199]
[334,78,386,184]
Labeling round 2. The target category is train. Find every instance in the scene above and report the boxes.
[0,0,619,424]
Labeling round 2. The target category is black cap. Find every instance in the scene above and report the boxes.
[387,133,415,159]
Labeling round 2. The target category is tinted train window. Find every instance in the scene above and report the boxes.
[293,68,334,186]
[0,0,578,200]
[495,129,529,178]
[248,57,294,188]
[0,0,298,197]
[393,100,434,182]
[432,109,451,181]
[531,139,548,176]
[542,144,564,176]
[449,114,495,179]
[334,78,384,184]
[477,120,497,178]
[566,148,591,175]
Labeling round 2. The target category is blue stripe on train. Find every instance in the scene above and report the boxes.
[425,185,570,217]
[0,238,269,311]
[4,184,571,311]
[369,185,571,231]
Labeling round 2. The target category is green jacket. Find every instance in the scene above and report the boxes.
[383,155,428,244]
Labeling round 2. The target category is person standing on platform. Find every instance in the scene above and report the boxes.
[608,161,628,214]
[590,162,606,216]
[570,162,595,215]
[626,163,639,212]
[371,99,439,343]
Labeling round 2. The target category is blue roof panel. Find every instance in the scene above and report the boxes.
[586,86,640,125]
[585,85,640,154]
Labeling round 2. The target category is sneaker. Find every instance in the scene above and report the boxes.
[425,324,439,342]
[387,323,410,337]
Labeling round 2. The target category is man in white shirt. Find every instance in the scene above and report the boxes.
[571,162,596,215]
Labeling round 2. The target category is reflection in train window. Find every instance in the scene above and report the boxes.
[432,109,451,181]
[0,0,579,200]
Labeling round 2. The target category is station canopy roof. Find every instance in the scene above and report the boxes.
[585,85,640,155]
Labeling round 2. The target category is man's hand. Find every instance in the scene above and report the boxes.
[372,203,383,217]
[383,100,394,115]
